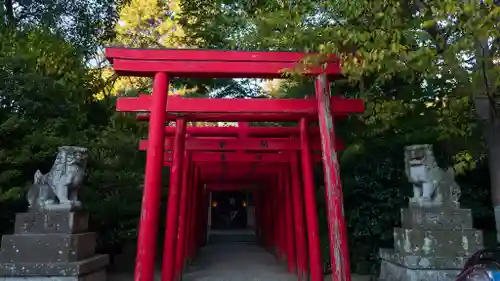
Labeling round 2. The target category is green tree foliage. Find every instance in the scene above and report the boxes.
[0,0,147,260]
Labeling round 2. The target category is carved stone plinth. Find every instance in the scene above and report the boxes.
[0,211,108,281]
[379,207,483,281]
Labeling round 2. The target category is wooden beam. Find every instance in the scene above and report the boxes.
[106,48,336,63]
[160,151,322,163]
[163,126,320,137]
[139,136,344,152]
[197,165,282,182]
[105,48,341,78]
[206,183,259,191]
[116,95,364,117]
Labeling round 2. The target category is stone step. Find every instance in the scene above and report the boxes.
[401,208,473,229]
[393,228,483,257]
[0,255,108,276]
[0,233,96,263]
[379,248,468,269]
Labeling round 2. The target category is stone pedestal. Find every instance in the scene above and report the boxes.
[0,211,109,281]
[379,207,483,281]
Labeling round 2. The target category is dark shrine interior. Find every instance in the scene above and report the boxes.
[210,191,249,230]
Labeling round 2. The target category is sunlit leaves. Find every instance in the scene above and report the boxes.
[114,0,186,48]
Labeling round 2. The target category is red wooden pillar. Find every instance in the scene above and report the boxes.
[198,183,207,248]
[275,177,285,260]
[263,188,272,250]
[185,166,199,261]
[283,168,296,273]
[196,184,205,247]
[279,173,288,264]
[174,150,191,279]
[254,189,263,245]
[161,119,186,281]
[198,186,209,247]
[277,172,285,260]
[315,74,351,281]
[300,118,323,281]
[259,189,267,248]
[291,152,309,281]
[135,72,168,281]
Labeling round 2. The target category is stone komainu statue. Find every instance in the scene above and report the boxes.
[404,144,460,208]
[27,146,88,211]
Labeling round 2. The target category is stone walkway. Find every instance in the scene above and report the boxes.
[108,232,373,281]
[108,242,297,281]
[182,243,297,281]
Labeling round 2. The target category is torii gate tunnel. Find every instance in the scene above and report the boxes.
[106,48,365,281]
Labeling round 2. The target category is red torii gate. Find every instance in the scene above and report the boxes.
[107,47,364,281]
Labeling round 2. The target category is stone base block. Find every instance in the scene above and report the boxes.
[401,208,473,230]
[14,212,88,235]
[393,228,482,257]
[0,255,109,276]
[0,233,96,263]
[379,259,459,281]
[0,268,106,281]
[379,249,467,270]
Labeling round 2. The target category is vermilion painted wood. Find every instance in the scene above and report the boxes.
[139,113,323,122]
[111,59,342,78]
[205,185,258,191]
[105,48,340,78]
[200,188,210,247]
[106,47,337,63]
[139,136,341,151]
[199,173,277,182]
[300,118,323,281]
[175,152,190,280]
[116,95,364,116]
[283,169,297,273]
[144,113,349,122]
[163,126,321,137]
[184,167,198,263]
[135,72,168,281]
[290,152,309,281]
[193,151,289,162]
[267,181,276,253]
[161,152,323,164]
[275,177,285,260]
[162,119,186,281]
[205,184,258,191]
[315,75,351,281]
[198,172,280,182]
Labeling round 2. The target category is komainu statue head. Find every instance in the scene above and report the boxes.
[404,144,437,185]
[56,146,88,169]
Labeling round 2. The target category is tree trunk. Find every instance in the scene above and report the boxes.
[484,118,500,243]
[4,0,14,27]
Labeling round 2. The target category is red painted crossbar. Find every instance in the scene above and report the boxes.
[140,113,324,122]
[206,183,260,191]
[161,151,322,163]
[139,136,343,151]
[117,95,364,117]
[197,164,283,181]
[106,48,341,78]
[163,126,320,137]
